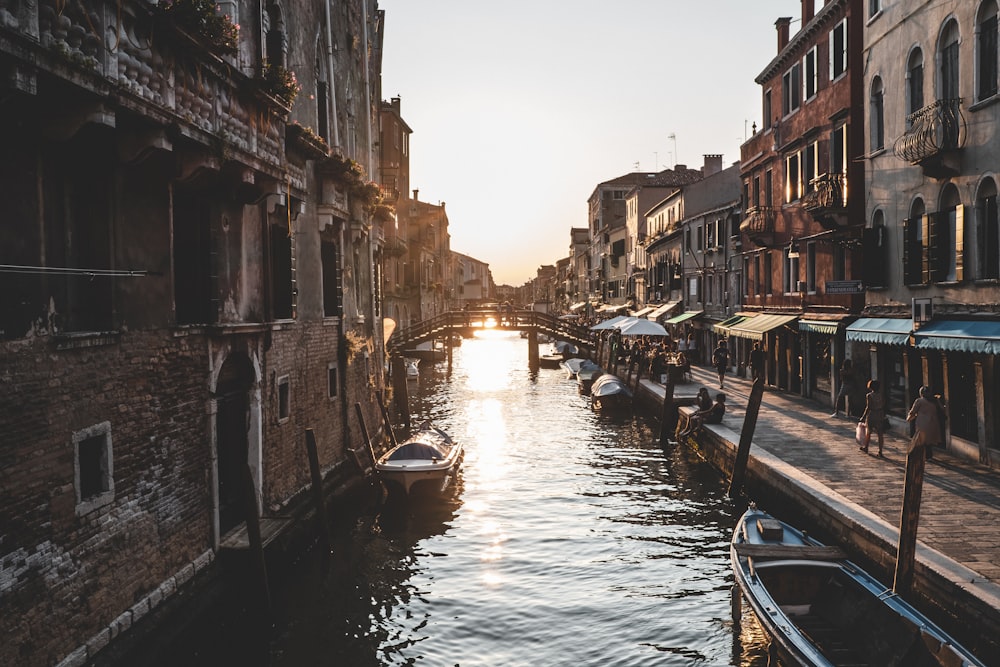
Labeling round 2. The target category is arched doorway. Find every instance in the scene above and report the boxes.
[215,353,255,536]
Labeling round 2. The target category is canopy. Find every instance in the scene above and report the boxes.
[568,301,587,312]
[845,317,912,346]
[646,300,681,320]
[912,319,1000,354]
[713,314,751,335]
[798,315,855,336]
[596,303,629,313]
[618,318,668,336]
[664,310,703,325]
[631,306,656,317]
[382,317,397,342]
[590,315,631,330]
[728,313,799,341]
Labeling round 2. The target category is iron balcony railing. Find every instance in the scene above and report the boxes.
[739,206,776,235]
[802,173,846,213]
[892,98,967,165]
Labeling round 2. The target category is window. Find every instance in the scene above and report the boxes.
[977,179,999,279]
[277,375,290,421]
[752,175,761,208]
[743,257,751,297]
[765,169,773,207]
[907,49,925,121]
[832,244,847,281]
[763,252,773,295]
[831,125,847,174]
[802,143,817,194]
[783,247,800,294]
[270,223,294,320]
[870,77,885,151]
[321,239,341,317]
[753,255,762,297]
[930,185,964,282]
[806,242,817,292]
[783,62,802,115]
[863,211,889,288]
[73,421,114,515]
[786,152,801,202]
[830,19,848,80]
[869,0,881,18]
[903,199,927,285]
[328,362,339,399]
[804,47,818,100]
[612,190,624,200]
[940,20,960,100]
[978,3,999,101]
[763,89,772,130]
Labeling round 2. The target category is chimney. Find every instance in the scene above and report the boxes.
[412,188,419,201]
[391,96,401,112]
[802,0,814,25]
[703,154,723,176]
[776,17,792,52]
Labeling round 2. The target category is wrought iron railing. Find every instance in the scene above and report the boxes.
[892,98,967,164]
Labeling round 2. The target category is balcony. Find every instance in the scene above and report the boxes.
[892,99,967,178]
[802,173,846,229]
[739,206,776,248]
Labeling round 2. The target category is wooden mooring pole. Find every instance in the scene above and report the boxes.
[893,447,927,596]
[376,392,399,448]
[242,464,271,617]
[658,378,676,447]
[304,429,333,552]
[354,402,378,471]
[390,355,411,433]
[527,329,539,372]
[728,376,765,499]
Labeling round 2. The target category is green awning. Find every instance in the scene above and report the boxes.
[664,310,703,325]
[713,314,750,335]
[913,319,1000,354]
[846,317,911,346]
[728,313,799,341]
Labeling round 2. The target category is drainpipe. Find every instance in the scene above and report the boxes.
[324,0,340,149]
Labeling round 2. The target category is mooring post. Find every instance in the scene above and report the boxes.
[304,429,333,552]
[893,447,927,596]
[354,402,378,472]
[376,392,398,448]
[527,328,539,372]
[242,464,271,618]
[658,375,677,447]
[728,376,765,498]
[390,355,411,433]
[447,338,453,372]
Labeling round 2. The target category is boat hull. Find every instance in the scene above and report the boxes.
[375,422,462,496]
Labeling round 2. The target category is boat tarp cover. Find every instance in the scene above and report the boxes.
[387,442,448,461]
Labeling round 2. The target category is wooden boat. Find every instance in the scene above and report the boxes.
[576,361,604,394]
[589,373,632,411]
[404,358,420,380]
[539,352,564,369]
[562,358,600,380]
[731,506,986,667]
[375,421,463,496]
[402,340,446,362]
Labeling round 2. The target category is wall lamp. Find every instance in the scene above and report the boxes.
[786,240,800,259]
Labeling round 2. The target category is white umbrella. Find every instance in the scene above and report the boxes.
[618,318,668,336]
[589,315,631,331]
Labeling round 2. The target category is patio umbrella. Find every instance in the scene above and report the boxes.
[590,315,631,331]
[617,318,668,336]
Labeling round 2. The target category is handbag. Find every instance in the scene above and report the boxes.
[855,421,868,446]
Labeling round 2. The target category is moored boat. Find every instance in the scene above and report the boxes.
[375,421,463,496]
[731,506,986,667]
[589,373,632,412]
[576,361,604,394]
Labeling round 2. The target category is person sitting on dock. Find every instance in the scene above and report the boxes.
[678,393,726,439]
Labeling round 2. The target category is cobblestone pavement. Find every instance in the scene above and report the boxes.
[683,363,1000,586]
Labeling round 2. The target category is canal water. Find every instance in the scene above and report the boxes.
[149,332,771,666]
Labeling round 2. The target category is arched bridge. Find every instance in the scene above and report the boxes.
[388,308,593,356]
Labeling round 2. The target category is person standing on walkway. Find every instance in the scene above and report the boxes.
[831,359,855,417]
[712,340,731,389]
[907,386,943,460]
[858,379,886,456]
[749,342,765,381]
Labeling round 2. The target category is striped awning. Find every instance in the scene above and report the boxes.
[728,314,799,341]
[664,310,703,325]
[846,317,912,346]
[713,314,751,335]
[798,315,855,336]
[631,306,656,317]
[646,300,681,320]
[913,319,1000,354]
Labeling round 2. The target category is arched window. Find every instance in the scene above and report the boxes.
[903,198,926,285]
[977,177,999,279]
[906,47,925,124]
[864,210,889,288]
[939,20,960,100]
[932,185,963,282]
[977,1,999,101]
[870,77,885,151]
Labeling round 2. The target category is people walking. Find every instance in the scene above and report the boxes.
[712,340,731,389]
[907,386,943,460]
[858,379,886,456]
[749,342,765,382]
[831,359,854,417]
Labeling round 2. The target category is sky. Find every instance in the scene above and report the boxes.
[378,0,801,286]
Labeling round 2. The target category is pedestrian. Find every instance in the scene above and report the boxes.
[906,385,942,460]
[858,379,886,456]
[712,339,730,389]
[678,393,726,439]
[831,359,855,417]
[749,342,765,381]
[696,387,713,411]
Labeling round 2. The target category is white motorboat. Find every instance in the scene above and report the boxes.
[375,421,462,496]
[405,358,419,380]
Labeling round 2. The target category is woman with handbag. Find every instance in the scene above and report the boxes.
[906,386,942,460]
[858,379,885,456]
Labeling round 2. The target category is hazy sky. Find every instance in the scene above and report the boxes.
[378,1,801,286]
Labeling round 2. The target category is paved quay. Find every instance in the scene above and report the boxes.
[627,361,1000,660]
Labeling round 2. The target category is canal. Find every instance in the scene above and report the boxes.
[143,332,771,666]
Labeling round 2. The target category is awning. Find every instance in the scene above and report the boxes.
[912,319,1000,354]
[713,314,751,335]
[646,300,681,320]
[798,315,855,336]
[569,301,587,312]
[664,310,703,325]
[728,313,799,341]
[597,303,628,313]
[631,306,656,317]
[845,317,912,346]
